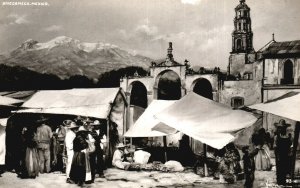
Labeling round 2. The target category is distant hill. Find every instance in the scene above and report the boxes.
[0,36,152,79]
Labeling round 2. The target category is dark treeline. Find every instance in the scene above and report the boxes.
[0,64,148,90]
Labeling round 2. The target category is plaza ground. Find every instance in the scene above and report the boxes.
[0,167,278,188]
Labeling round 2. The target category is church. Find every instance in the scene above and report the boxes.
[120,0,300,146]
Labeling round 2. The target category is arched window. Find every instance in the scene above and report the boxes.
[243,23,247,31]
[281,60,294,84]
[236,39,242,51]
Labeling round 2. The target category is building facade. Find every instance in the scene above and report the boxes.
[120,0,300,148]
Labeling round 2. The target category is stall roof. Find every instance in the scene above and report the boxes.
[0,91,36,101]
[124,100,177,137]
[0,95,24,106]
[16,88,126,119]
[249,92,300,122]
[153,92,257,149]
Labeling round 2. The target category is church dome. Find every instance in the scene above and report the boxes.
[235,0,250,10]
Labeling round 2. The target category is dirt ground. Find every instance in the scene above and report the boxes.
[0,167,278,188]
[1,153,296,188]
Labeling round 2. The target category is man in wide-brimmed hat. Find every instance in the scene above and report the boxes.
[89,120,105,179]
[65,121,79,183]
[74,116,84,127]
[274,119,293,185]
[112,143,131,170]
[36,115,53,173]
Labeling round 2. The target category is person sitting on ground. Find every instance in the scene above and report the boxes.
[219,143,241,183]
[112,143,131,170]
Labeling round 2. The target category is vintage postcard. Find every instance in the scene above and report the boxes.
[0,0,299,187]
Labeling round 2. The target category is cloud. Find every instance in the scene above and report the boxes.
[118,19,159,41]
[43,25,63,32]
[181,0,202,5]
[133,19,159,40]
[7,14,29,25]
[135,24,158,37]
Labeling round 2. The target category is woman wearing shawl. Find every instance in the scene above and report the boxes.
[69,125,94,186]
[22,125,39,178]
[252,128,271,171]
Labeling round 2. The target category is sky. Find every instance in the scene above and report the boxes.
[0,0,300,69]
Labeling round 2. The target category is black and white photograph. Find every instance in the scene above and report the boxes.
[0,0,300,187]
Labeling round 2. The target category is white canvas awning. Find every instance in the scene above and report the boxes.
[0,118,7,165]
[0,95,24,106]
[124,100,177,137]
[0,118,8,127]
[16,88,126,119]
[249,92,300,122]
[153,92,257,149]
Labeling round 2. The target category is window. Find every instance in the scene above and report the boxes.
[243,23,247,31]
[243,72,253,80]
[231,97,244,109]
[236,39,242,50]
[281,60,294,84]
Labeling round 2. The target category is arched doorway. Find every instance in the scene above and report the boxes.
[282,60,294,84]
[192,78,213,100]
[129,81,148,109]
[128,81,148,124]
[155,70,181,100]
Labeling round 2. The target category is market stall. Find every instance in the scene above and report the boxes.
[12,88,127,166]
[249,92,300,181]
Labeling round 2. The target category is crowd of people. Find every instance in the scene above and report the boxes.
[17,116,107,186]
[1,116,296,187]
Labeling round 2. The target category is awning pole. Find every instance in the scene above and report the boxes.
[163,136,168,162]
[203,144,208,177]
[106,118,110,166]
[292,121,300,179]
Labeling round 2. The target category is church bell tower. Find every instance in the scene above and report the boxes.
[231,0,254,53]
[228,0,256,76]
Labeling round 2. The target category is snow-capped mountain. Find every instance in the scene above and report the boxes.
[0,36,152,79]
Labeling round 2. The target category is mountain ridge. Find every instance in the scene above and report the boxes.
[0,36,152,79]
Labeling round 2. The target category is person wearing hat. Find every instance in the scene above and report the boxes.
[64,121,79,183]
[36,115,53,173]
[242,145,259,188]
[274,119,293,185]
[52,121,67,172]
[69,126,94,186]
[89,120,105,179]
[112,143,131,170]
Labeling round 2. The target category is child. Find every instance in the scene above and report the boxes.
[242,146,259,188]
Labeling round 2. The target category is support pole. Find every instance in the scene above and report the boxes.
[163,136,168,162]
[106,119,111,167]
[203,144,208,177]
[292,122,300,179]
